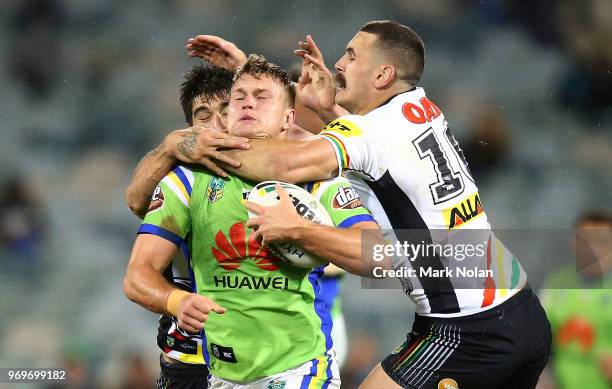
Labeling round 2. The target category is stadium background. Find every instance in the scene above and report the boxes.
[0,0,610,388]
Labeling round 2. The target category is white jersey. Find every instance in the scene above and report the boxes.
[319,87,527,317]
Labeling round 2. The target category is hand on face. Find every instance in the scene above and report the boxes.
[165,126,250,177]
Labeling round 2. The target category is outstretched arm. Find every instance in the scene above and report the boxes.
[223,137,339,184]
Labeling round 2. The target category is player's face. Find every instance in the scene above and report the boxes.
[191,95,229,131]
[227,75,294,139]
[334,31,380,114]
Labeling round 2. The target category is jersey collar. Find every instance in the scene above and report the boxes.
[376,87,418,109]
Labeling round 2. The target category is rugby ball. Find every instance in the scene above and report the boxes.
[247,181,333,268]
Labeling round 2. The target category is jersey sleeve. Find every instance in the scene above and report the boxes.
[312,176,377,228]
[317,114,384,180]
[138,166,195,248]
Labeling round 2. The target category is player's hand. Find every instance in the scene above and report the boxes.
[176,293,226,334]
[294,35,337,115]
[246,183,310,244]
[186,35,247,71]
[164,126,250,177]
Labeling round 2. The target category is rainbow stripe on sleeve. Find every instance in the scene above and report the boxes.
[320,133,350,169]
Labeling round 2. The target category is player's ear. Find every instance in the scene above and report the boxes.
[281,108,296,132]
[374,64,396,89]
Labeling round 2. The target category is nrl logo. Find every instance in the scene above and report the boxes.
[166,337,175,347]
[266,379,286,389]
[206,177,226,203]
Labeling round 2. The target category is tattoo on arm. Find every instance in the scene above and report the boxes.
[177,129,199,160]
[135,146,162,172]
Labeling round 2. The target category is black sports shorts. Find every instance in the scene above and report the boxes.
[156,354,210,389]
[381,288,552,389]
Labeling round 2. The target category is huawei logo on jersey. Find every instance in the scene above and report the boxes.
[333,186,363,209]
[212,222,281,271]
[557,315,595,352]
[147,186,165,212]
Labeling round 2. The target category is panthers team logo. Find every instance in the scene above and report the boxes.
[206,177,226,203]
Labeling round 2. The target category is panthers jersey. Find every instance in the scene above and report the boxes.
[319,87,527,317]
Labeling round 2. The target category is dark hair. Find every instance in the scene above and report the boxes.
[179,63,234,126]
[234,54,295,108]
[360,20,425,86]
[575,210,612,228]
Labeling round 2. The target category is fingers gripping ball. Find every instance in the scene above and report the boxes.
[247,181,333,268]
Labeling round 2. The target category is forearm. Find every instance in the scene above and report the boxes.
[223,138,337,183]
[125,144,176,218]
[123,261,176,316]
[287,222,381,276]
[222,140,285,182]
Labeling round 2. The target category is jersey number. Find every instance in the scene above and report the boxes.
[413,126,471,204]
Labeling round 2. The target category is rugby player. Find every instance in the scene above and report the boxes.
[540,211,612,389]
[132,38,351,368]
[123,63,239,388]
[125,55,380,388]
[178,22,552,389]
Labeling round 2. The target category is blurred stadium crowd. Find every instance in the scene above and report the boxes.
[0,0,610,388]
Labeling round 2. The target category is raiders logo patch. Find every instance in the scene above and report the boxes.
[207,177,226,203]
[148,186,165,212]
[333,186,362,209]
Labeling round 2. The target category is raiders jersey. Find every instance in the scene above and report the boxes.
[319,87,527,317]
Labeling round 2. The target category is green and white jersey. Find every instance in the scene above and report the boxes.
[139,166,375,382]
